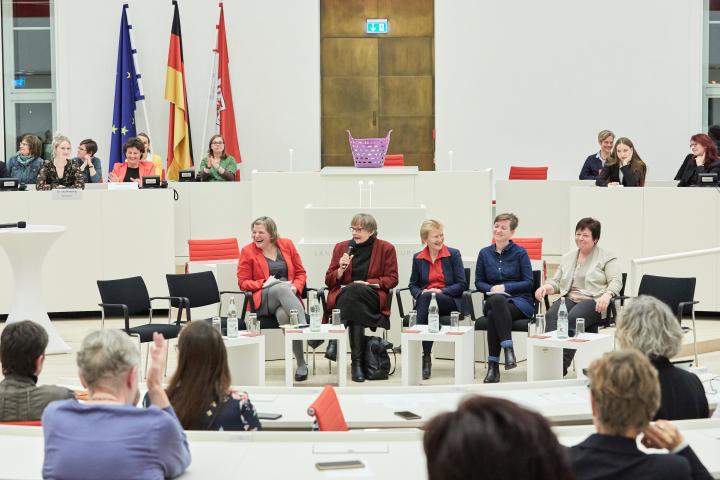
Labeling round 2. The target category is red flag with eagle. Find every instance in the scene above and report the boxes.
[165,0,193,180]
[215,2,241,179]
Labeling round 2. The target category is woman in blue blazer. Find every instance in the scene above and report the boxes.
[409,219,467,380]
[475,213,534,383]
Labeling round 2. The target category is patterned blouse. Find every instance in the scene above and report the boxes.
[202,390,262,431]
[36,159,85,190]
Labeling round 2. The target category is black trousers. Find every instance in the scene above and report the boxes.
[545,297,602,369]
[483,294,526,358]
[415,292,456,355]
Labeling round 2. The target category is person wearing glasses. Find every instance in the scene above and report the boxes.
[324,213,398,382]
[7,134,44,184]
[197,134,237,182]
[73,139,103,183]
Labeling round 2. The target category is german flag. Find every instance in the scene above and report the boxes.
[165,0,193,180]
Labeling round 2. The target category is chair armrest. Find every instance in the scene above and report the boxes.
[395,288,413,319]
[149,296,187,325]
[387,288,394,310]
[677,300,699,321]
[218,291,248,320]
[465,290,486,321]
[461,290,474,318]
[317,288,328,312]
[149,295,185,308]
[240,290,257,313]
[98,303,129,330]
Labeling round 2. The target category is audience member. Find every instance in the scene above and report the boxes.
[569,349,712,480]
[6,134,43,185]
[616,295,709,420]
[197,134,237,181]
[237,216,309,381]
[36,135,85,190]
[408,219,467,379]
[146,321,261,431]
[0,321,74,422]
[0,159,6,177]
[42,330,190,479]
[424,395,574,480]
[324,213,398,382]
[596,137,646,187]
[675,133,720,186]
[108,137,156,183]
[74,138,103,183]
[536,217,622,375]
[580,129,615,180]
[137,132,164,178]
[475,213,533,383]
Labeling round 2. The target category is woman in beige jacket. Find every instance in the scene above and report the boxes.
[535,217,622,374]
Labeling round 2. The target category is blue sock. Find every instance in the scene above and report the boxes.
[488,355,500,363]
[500,340,513,349]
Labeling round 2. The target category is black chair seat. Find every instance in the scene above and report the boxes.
[474,316,531,332]
[127,323,181,343]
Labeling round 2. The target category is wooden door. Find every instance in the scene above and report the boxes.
[321,0,434,169]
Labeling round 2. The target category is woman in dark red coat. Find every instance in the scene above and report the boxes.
[324,213,398,382]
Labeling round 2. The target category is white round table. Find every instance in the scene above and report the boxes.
[0,224,71,354]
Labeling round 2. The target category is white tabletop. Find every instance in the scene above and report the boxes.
[321,166,419,176]
[0,224,66,235]
[527,330,612,348]
[402,324,473,340]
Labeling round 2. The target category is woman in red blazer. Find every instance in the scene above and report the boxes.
[237,216,309,381]
[108,137,156,184]
[324,213,398,382]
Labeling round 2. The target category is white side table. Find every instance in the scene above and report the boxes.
[526,331,614,381]
[224,333,265,386]
[401,325,474,385]
[284,324,347,387]
[0,225,70,354]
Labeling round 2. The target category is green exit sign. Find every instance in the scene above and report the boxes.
[366,18,389,34]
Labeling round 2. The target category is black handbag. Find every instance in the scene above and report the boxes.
[363,336,396,380]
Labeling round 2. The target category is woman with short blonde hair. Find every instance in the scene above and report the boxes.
[580,129,615,180]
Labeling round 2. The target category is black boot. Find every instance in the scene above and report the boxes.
[483,361,500,383]
[504,346,517,370]
[324,340,337,362]
[349,324,365,382]
[422,354,432,380]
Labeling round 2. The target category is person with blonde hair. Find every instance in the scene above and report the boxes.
[408,219,466,379]
[569,350,711,480]
[580,129,614,180]
[616,295,708,420]
[36,134,85,190]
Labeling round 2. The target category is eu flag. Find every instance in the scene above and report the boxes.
[108,4,143,174]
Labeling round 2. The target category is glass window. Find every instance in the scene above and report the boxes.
[12,0,50,27]
[13,30,52,89]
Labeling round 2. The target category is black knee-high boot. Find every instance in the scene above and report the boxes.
[349,324,365,382]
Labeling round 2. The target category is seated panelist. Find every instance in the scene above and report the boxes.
[108,137,156,184]
[535,217,622,375]
[475,213,534,383]
[595,137,646,187]
[408,219,467,380]
[324,213,398,383]
[74,138,103,183]
[137,132,164,179]
[676,133,720,187]
[7,134,43,185]
[197,134,237,181]
[579,129,614,180]
[36,134,85,190]
[237,216,309,381]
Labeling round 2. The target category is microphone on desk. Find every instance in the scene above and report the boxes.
[0,221,26,229]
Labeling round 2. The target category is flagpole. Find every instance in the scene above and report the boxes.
[200,49,219,167]
[124,3,156,168]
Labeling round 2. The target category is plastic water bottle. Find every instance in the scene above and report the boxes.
[227,297,238,337]
[309,291,322,332]
[557,297,569,339]
[428,292,440,333]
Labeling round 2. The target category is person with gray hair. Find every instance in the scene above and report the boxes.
[616,295,709,421]
[42,330,190,479]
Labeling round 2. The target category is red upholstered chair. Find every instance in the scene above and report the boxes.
[307,385,348,431]
[383,154,404,167]
[188,238,240,262]
[512,238,543,260]
[0,420,42,426]
[508,166,548,180]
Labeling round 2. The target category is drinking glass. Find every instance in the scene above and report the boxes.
[289,309,299,326]
[535,314,546,334]
[408,310,417,329]
[247,313,258,334]
[212,316,222,334]
[332,309,342,326]
[450,311,460,330]
[576,318,585,337]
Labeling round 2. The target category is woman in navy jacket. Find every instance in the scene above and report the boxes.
[409,219,467,380]
[475,213,533,383]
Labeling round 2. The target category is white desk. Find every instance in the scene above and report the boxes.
[285,324,348,387]
[526,331,614,381]
[224,334,265,386]
[555,419,720,479]
[401,325,474,385]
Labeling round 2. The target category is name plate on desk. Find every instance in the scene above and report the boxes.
[52,189,82,200]
[108,182,139,191]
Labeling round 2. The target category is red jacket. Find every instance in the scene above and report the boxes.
[237,237,306,311]
[110,161,156,182]
[324,238,398,320]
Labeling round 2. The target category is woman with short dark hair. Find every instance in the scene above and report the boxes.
[108,137,156,184]
[535,217,622,375]
[6,134,43,184]
[75,138,103,183]
[424,395,574,480]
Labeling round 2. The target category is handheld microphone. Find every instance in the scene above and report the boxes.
[0,221,26,229]
[347,245,354,256]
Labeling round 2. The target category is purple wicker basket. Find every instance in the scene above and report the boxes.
[347,129,393,168]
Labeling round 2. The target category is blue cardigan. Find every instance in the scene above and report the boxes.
[579,152,603,180]
[409,246,467,311]
[474,241,534,318]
